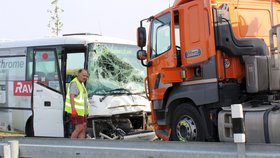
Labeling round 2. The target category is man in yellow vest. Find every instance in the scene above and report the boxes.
[65,69,90,139]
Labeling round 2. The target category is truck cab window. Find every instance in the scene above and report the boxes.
[150,13,171,59]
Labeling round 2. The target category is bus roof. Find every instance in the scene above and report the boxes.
[0,34,136,49]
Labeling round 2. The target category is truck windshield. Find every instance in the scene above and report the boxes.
[87,43,145,95]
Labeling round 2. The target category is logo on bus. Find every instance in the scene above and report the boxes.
[14,81,32,96]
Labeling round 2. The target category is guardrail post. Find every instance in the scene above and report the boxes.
[8,141,19,158]
[231,104,246,158]
[3,144,11,158]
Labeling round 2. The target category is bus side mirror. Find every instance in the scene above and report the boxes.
[137,27,146,47]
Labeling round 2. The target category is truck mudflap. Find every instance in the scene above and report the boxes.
[218,104,280,143]
[154,129,171,141]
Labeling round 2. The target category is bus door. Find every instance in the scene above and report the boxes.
[65,52,86,83]
[31,49,64,137]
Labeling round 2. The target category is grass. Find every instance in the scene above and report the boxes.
[0,131,25,137]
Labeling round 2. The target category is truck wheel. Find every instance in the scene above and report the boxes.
[171,103,205,141]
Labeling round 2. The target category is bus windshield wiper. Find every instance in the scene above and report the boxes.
[99,88,132,102]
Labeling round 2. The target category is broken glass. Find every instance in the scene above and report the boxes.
[87,43,145,95]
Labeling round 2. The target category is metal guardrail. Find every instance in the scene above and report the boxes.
[1,137,280,158]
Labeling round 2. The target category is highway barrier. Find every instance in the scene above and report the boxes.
[1,138,280,158]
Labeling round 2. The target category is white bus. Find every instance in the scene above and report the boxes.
[0,33,150,138]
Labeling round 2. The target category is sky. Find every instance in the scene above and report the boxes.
[0,0,175,42]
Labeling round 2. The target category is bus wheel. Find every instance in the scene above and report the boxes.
[171,103,205,141]
[25,118,34,137]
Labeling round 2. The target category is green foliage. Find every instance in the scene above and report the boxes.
[48,0,64,36]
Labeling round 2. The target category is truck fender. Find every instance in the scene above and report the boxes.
[165,82,218,111]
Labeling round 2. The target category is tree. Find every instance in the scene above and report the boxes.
[48,0,64,36]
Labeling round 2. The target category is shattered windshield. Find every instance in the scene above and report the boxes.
[87,43,145,95]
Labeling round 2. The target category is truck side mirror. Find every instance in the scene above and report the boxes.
[137,49,151,67]
[137,27,146,47]
[137,50,147,60]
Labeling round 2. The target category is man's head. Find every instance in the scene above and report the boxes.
[77,69,88,83]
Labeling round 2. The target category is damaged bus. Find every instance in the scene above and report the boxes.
[0,33,150,138]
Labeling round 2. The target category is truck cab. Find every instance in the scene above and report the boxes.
[137,0,280,142]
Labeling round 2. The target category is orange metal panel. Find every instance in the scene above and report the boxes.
[178,0,216,69]
[179,1,209,66]
[150,88,168,100]
[216,50,225,81]
[216,51,244,82]
[214,0,280,48]
[161,67,183,83]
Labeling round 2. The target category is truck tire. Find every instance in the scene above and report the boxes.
[171,103,205,141]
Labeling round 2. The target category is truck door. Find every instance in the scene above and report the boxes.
[147,12,180,100]
[31,49,64,137]
[177,0,215,71]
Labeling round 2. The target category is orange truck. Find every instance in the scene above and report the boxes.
[136,0,280,143]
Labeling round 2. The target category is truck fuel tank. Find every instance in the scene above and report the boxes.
[218,104,280,143]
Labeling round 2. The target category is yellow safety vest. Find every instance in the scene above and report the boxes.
[64,77,90,116]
